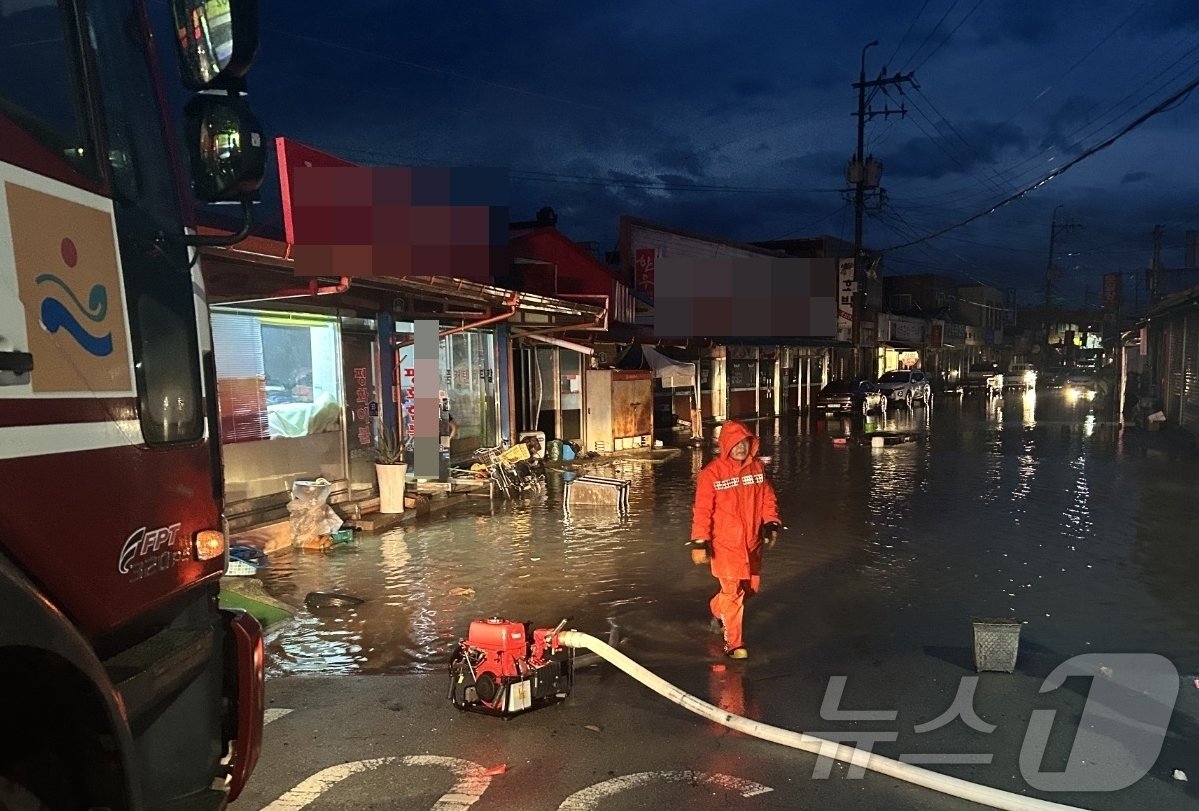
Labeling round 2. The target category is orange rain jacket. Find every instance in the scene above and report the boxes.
[690,421,781,580]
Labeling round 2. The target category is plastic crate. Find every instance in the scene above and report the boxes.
[225,558,259,577]
[972,618,1022,672]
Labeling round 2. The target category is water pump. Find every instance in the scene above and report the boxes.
[448,616,573,716]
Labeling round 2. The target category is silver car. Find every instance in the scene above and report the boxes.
[876,369,932,408]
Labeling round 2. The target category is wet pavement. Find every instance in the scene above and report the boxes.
[246,390,1199,810]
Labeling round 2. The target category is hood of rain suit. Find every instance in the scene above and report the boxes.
[717,420,759,468]
[691,421,779,580]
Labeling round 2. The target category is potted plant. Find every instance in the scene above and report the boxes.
[374,427,407,513]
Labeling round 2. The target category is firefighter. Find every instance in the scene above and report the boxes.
[688,420,781,660]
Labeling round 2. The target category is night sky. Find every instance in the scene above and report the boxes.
[155,1,1199,309]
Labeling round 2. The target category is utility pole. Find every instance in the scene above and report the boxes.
[850,41,915,377]
[1149,223,1164,303]
[1043,205,1081,308]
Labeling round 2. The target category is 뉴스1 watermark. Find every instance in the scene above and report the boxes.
[802,653,1179,792]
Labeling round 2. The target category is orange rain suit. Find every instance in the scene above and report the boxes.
[690,420,780,651]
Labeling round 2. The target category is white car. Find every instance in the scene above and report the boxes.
[876,370,932,408]
[1007,363,1037,391]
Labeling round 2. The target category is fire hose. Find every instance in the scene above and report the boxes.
[556,630,1091,811]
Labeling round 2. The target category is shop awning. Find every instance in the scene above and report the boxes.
[199,236,606,330]
[878,340,922,350]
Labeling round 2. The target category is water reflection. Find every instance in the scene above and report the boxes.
[257,400,1199,680]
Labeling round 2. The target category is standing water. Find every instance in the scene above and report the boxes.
[257,390,1199,684]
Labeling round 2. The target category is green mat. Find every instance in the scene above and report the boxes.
[219,589,293,629]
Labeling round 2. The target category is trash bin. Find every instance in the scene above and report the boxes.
[972,618,1022,672]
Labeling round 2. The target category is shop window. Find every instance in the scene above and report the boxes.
[211,309,346,503]
[727,360,757,390]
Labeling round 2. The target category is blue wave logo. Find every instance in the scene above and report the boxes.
[35,273,113,357]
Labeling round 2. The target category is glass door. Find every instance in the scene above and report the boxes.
[559,350,583,442]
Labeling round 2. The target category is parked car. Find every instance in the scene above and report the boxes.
[963,362,1004,396]
[1064,368,1098,402]
[876,369,932,408]
[1038,366,1071,389]
[1006,363,1037,391]
[815,379,888,417]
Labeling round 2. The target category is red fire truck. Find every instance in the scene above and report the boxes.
[1,1,267,807]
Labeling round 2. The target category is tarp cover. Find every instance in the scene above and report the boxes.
[615,344,695,388]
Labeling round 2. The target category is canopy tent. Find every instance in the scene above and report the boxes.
[614,344,703,437]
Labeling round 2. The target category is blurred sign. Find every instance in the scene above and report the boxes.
[1102,272,1122,308]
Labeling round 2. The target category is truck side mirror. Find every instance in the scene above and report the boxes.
[172,0,259,91]
[183,93,265,203]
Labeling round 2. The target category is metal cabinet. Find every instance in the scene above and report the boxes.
[584,369,653,453]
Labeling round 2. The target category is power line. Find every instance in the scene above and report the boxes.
[879,72,1199,251]
[908,0,987,74]
[900,0,962,73]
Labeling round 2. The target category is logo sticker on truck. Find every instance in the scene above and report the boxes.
[119,523,185,582]
[1,170,135,397]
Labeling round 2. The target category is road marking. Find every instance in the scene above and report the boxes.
[263,709,293,726]
[558,771,773,809]
[260,755,489,811]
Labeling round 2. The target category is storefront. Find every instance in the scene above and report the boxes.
[876,313,926,374]
[199,232,604,529]
[512,339,588,445]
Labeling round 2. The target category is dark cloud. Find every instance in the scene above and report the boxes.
[1038,95,1101,154]
[882,121,1028,180]
[143,1,1199,304]
[652,144,711,178]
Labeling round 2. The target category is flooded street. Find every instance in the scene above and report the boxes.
[258,390,1199,683]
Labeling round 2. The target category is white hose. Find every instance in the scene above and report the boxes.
[558,631,1091,811]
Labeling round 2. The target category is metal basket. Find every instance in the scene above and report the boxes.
[972,618,1022,673]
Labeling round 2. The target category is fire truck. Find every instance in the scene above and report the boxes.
[1,1,267,807]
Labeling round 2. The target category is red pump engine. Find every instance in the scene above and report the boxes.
[448,616,573,716]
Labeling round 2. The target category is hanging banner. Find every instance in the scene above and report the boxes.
[635,248,656,297]
[837,258,856,343]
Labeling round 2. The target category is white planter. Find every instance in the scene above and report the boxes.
[376,463,407,513]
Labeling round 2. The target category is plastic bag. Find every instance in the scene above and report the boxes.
[288,479,343,550]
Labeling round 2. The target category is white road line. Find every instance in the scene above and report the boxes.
[558,771,773,810]
[260,755,489,811]
[263,708,293,726]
